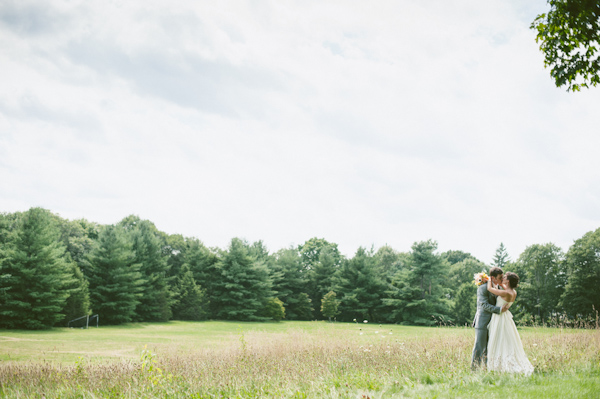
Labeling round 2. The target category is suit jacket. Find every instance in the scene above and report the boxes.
[472,283,501,329]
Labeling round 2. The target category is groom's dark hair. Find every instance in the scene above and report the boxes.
[489,267,503,277]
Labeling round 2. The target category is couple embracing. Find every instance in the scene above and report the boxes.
[471,267,534,375]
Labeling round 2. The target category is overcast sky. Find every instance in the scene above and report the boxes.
[1,0,599,263]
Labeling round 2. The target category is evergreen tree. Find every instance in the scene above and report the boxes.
[335,247,386,322]
[452,282,476,326]
[0,208,75,329]
[181,237,220,318]
[382,268,426,324]
[119,217,172,322]
[164,233,187,279]
[385,240,450,325]
[321,291,340,321]
[514,243,566,323]
[171,265,208,321]
[308,247,339,318]
[560,228,600,318]
[294,292,314,320]
[86,225,143,325]
[211,238,273,321]
[492,243,510,269]
[60,258,91,325]
[271,247,311,320]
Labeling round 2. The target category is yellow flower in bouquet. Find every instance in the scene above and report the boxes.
[473,272,489,286]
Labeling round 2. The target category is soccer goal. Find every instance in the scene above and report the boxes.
[67,314,99,329]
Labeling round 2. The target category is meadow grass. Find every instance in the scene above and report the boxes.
[0,321,598,398]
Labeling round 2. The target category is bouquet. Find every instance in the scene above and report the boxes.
[473,272,489,286]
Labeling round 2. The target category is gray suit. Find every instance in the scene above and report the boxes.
[471,283,501,368]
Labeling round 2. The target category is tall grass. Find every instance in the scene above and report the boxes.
[1,322,599,398]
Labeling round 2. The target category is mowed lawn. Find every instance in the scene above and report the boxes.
[0,321,599,398]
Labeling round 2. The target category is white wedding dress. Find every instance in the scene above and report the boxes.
[486,296,534,375]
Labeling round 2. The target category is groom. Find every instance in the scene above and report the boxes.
[471,266,506,369]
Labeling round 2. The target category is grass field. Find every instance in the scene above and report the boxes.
[0,321,599,398]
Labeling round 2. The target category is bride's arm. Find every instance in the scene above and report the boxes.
[487,278,511,301]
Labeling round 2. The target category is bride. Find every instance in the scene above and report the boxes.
[486,272,534,375]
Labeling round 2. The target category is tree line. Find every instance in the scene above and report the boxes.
[0,208,598,329]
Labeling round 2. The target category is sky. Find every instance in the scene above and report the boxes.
[1,0,599,264]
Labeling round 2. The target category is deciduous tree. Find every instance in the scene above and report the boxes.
[532,0,600,91]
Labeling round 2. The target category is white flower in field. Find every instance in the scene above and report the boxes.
[359,332,363,335]
[363,320,368,323]
[385,351,391,354]
[533,344,538,347]
[375,331,379,334]
[389,332,392,335]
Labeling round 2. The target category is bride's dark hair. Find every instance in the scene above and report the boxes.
[505,272,519,288]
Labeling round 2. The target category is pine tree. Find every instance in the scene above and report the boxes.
[60,258,91,325]
[181,237,220,318]
[294,292,314,320]
[492,243,510,269]
[335,247,386,322]
[271,247,311,320]
[120,217,172,322]
[384,240,449,325]
[86,225,143,325]
[0,208,75,329]
[211,238,272,321]
[171,265,208,321]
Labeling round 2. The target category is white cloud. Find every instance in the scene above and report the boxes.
[1,0,598,263]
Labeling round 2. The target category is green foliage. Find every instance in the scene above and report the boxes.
[385,240,450,325]
[171,265,208,321]
[212,238,273,321]
[560,227,600,317]
[120,217,172,322]
[298,237,341,270]
[298,238,342,319]
[320,290,340,320]
[85,225,143,325]
[513,243,567,323]
[491,242,510,269]
[263,297,285,321]
[335,247,386,322]
[60,259,91,324]
[0,208,76,329]
[271,247,312,320]
[294,292,314,320]
[452,282,476,326]
[1,206,599,329]
[180,237,220,317]
[447,257,487,298]
[532,0,600,91]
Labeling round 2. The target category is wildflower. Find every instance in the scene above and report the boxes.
[363,320,368,324]
[375,331,379,334]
